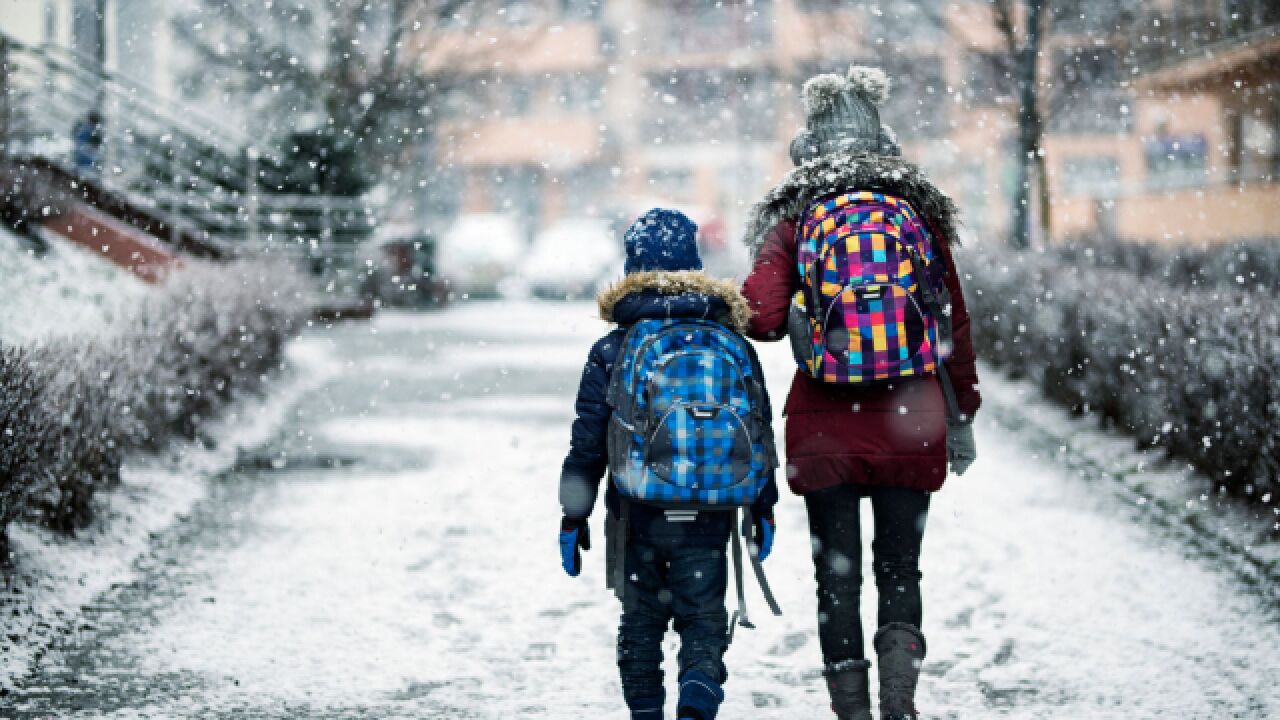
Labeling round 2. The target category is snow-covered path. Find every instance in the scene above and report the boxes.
[11,302,1279,718]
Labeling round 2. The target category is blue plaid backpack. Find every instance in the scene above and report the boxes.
[605,316,781,629]
[605,317,773,507]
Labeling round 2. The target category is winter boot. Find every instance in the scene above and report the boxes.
[676,669,724,720]
[824,658,873,720]
[628,694,664,719]
[873,622,927,720]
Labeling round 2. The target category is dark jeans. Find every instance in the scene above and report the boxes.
[805,484,930,666]
[617,540,729,706]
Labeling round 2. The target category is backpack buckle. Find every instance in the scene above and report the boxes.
[688,405,719,421]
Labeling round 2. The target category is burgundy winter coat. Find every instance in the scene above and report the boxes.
[741,214,981,496]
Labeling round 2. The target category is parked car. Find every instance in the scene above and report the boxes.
[435,214,524,298]
[522,218,622,300]
[358,222,448,309]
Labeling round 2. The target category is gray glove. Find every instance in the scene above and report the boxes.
[946,421,977,476]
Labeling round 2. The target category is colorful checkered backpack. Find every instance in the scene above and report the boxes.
[606,317,773,509]
[787,191,960,414]
[605,316,781,629]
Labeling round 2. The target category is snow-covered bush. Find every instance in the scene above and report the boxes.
[0,260,307,557]
[963,245,1280,504]
[1052,238,1280,291]
[0,345,60,546]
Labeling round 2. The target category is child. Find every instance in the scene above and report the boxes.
[558,208,780,720]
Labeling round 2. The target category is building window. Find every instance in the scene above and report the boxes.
[1145,134,1208,190]
[565,164,610,211]
[503,77,533,116]
[963,51,1013,106]
[877,55,947,140]
[561,0,602,21]
[648,167,693,198]
[1049,46,1133,135]
[644,69,775,145]
[1061,156,1121,198]
[558,73,604,114]
[505,1,535,25]
[1050,0,1138,35]
[652,0,774,54]
[1235,98,1280,182]
[794,0,847,11]
[871,3,946,43]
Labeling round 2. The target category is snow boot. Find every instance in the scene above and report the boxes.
[628,694,664,719]
[676,669,724,720]
[873,622,927,720]
[824,658,873,720]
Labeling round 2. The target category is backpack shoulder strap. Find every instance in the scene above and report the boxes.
[605,322,647,416]
[903,244,963,424]
[727,507,783,645]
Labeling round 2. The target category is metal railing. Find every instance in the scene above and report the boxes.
[0,33,378,287]
[644,1,774,55]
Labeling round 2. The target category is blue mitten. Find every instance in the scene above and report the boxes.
[559,517,590,577]
[751,514,775,563]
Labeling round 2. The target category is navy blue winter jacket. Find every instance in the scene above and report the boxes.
[559,271,780,547]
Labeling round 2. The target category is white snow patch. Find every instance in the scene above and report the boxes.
[0,336,338,691]
[11,305,1278,717]
[0,227,151,343]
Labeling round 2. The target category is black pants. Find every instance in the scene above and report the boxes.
[617,540,729,707]
[804,484,930,666]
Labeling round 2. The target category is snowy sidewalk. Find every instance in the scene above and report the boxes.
[11,301,1279,718]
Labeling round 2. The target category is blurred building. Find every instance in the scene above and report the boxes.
[0,0,185,102]
[1045,0,1280,245]
[425,1,950,250]
[416,1,1024,248]
[421,0,1280,250]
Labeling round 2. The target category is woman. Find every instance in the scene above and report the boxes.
[740,66,981,720]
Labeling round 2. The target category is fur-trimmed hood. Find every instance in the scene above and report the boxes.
[744,151,960,258]
[597,270,753,333]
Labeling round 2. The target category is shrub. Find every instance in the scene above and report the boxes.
[1052,237,1280,291]
[0,260,308,559]
[962,244,1280,502]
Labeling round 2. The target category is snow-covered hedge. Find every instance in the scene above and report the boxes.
[962,245,1280,501]
[0,261,307,556]
[1051,237,1280,291]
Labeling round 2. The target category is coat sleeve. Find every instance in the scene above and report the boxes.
[932,230,982,422]
[744,339,780,519]
[741,220,799,342]
[559,331,621,520]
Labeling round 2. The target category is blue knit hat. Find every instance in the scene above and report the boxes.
[623,208,701,275]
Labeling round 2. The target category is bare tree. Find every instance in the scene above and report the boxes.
[991,0,1048,250]
[796,1,1144,249]
[171,0,496,195]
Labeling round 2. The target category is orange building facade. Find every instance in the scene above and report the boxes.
[416,0,1280,249]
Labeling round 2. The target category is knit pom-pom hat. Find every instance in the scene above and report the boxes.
[791,65,899,165]
[623,208,701,275]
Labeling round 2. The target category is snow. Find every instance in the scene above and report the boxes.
[980,368,1280,589]
[0,227,150,343]
[12,302,1277,717]
[0,337,340,693]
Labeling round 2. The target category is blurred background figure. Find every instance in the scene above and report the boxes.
[70,108,102,175]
